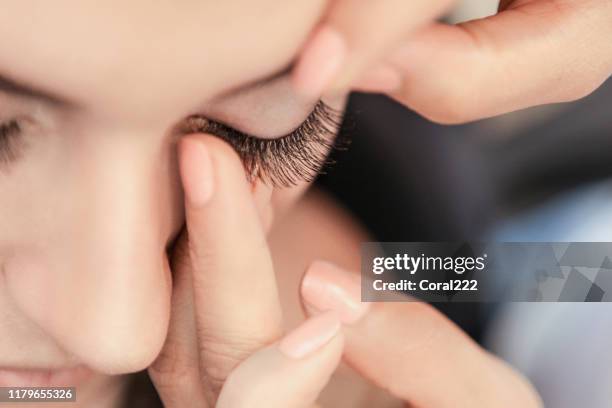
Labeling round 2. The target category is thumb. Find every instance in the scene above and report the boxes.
[217,312,344,408]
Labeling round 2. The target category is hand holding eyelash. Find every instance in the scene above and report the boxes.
[292,0,612,124]
[148,134,344,408]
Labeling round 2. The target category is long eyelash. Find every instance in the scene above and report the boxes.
[0,119,24,165]
[181,101,345,187]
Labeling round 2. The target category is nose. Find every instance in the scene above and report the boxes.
[4,134,182,374]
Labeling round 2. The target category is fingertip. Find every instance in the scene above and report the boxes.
[292,25,348,99]
[181,134,253,201]
[278,311,342,359]
[178,136,215,207]
[301,261,370,325]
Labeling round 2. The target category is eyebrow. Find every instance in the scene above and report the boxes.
[0,73,71,106]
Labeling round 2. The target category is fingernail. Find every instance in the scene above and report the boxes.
[178,137,214,206]
[301,261,370,325]
[292,26,347,99]
[278,312,341,359]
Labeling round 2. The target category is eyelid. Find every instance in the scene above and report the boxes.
[181,100,336,140]
[201,76,320,139]
[215,65,293,99]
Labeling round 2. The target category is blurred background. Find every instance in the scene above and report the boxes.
[316,1,612,406]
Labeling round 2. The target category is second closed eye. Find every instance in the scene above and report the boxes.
[0,119,24,166]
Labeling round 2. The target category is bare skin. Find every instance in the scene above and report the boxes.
[0,1,334,406]
[292,0,612,123]
[157,134,541,407]
[2,0,610,406]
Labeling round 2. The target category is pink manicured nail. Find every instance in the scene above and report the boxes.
[178,138,214,206]
[278,312,341,359]
[301,261,370,325]
[292,26,347,99]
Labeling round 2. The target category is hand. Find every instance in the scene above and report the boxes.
[292,0,612,123]
[298,261,543,407]
[147,133,542,407]
[147,135,345,407]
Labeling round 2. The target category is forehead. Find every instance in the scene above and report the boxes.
[0,0,325,122]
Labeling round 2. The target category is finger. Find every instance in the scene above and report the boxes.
[386,0,612,123]
[178,135,283,403]
[351,62,404,93]
[300,261,542,407]
[291,0,456,98]
[148,232,208,407]
[217,312,344,408]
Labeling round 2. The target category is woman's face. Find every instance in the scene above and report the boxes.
[0,0,338,391]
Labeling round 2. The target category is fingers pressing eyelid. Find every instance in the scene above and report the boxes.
[178,134,283,403]
[292,26,348,100]
[291,0,455,97]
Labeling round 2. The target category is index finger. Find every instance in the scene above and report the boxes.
[178,134,283,403]
[300,261,542,407]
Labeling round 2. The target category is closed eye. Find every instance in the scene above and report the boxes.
[0,119,25,168]
[180,101,346,187]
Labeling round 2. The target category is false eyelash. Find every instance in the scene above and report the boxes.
[0,119,24,165]
[180,101,345,187]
